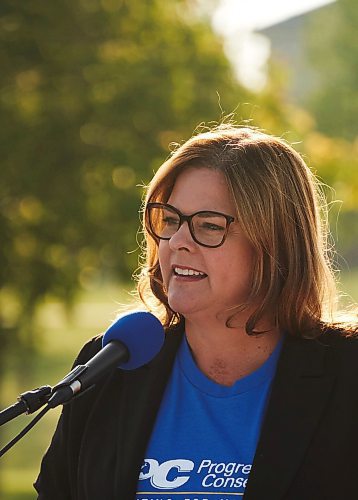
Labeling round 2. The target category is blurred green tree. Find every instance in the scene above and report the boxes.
[306,0,358,140]
[259,0,358,270]
[304,0,358,268]
[0,0,250,349]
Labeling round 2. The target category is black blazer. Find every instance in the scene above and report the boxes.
[35,327,358,499]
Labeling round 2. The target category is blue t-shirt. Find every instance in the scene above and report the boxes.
[136,335,283,500]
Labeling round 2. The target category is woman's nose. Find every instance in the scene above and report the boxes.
[168,221,196,251]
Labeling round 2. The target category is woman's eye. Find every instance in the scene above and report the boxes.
[201,222,225,231]
[163,216,178,226]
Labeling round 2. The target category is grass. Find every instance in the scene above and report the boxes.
[0,273,356,498]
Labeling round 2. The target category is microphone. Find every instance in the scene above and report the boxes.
[48,311,164,408]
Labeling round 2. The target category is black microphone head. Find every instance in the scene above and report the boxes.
[102,311,165,370]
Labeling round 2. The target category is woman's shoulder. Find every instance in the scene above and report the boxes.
[283,325,358,375]
[318,323,358,345]
[314,325,358,378]
[72,322,182,368]
[72,334,103,367]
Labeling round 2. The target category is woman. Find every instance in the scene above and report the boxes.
[35,125,357,499]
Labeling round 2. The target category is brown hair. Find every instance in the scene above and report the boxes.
[137,124,347,337]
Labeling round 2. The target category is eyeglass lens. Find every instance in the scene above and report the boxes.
[148,205,228,247]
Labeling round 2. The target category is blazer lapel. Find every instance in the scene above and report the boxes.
[76,329,182,499]
[244,336,336,500]
[114,329,183,498]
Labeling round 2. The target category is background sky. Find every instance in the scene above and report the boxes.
[212,0,335,89]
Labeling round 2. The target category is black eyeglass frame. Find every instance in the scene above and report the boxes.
[145,202,235,248]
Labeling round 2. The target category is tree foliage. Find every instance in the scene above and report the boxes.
[303,0,358,266]
[306,0,358,140]
[0,0,250,343]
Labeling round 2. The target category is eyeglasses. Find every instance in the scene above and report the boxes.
[145,202,235,248]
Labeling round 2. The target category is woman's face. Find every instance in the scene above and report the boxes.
[158,167,255,323]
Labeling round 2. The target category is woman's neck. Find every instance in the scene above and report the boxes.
[184,316,282,386]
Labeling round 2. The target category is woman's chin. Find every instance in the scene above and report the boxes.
[168,296,199,317]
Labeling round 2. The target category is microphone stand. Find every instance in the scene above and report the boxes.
[0,340,127,457]
[0,363,89,427]
[0,406,51,458]
[0,386,52,426]
[0,386,52,459]
[0,366,93,458]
